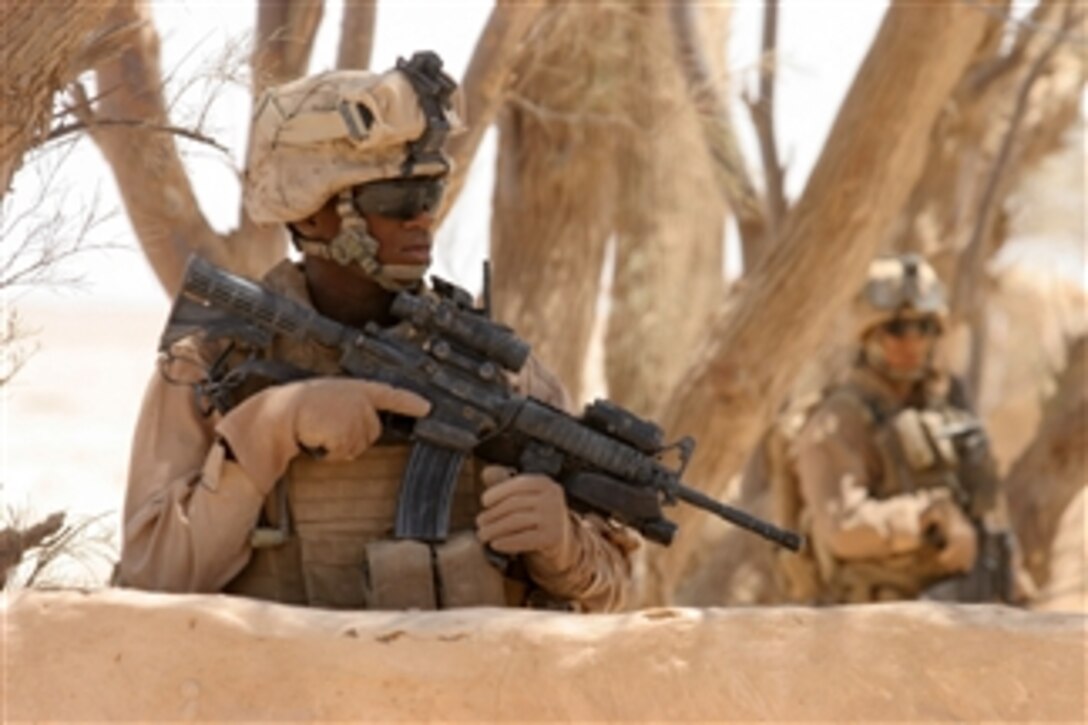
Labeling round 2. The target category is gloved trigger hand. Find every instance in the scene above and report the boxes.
[475,465,572,561]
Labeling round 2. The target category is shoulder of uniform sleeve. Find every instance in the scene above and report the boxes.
[821,387,876,419]
[510,354,573,412]
[798,388,874,449]
[157,333,224,386]
[261,259,311,302]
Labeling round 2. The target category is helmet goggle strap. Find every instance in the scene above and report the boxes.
[295,189,426,292]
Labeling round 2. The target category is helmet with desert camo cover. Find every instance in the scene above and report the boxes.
[243,51,464,290]
[855,254,948,339]
[855,253,949,381]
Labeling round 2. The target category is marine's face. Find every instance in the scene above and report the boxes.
[873,316,941,376]
[355,175,444,267]
[364,210,436,267]
[290,195,437,269]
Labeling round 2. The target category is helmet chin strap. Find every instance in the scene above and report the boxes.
[295,189,427,292]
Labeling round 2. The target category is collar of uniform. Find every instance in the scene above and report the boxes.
[848,364,952,411]
[261,259,316,306]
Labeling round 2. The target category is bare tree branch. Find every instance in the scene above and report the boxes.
[83,1,235,295]
[81,0,287,294]
[968,1,1063,93]
[891,0,1080,268]
[437,0,548,227]
[669,0,765,270]
[1,144,118,293]
[252,0,325,97]
[0,512,64,589]
[954,2,1081,305]
[0,0,115,197]
[952,4,1082,398]
[46,118,231,155]
[490,2,639,401]
[742,0,787,242]
[20,512,116,588]
[336,0,377,71]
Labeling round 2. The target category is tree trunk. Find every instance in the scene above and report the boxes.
[252,0,325,97]
[84,0,306,295]
[605,1,728,418]
[438,1,547,224]
[641,0,1001,605]
[336,1,377,71]
[670,0,765,266]
[1005,336,1087,592]
[491,3,634,400]
[0,0,114,197]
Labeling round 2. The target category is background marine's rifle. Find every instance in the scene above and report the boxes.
[925,420,1018,603]
[163,256,803,553]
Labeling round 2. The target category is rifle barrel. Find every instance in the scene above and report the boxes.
[676,485,804,551]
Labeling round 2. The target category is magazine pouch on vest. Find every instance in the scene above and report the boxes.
[363,539,437,609]
[362,532,508,609]
[434,530,507,607]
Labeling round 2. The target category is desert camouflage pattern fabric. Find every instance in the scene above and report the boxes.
[853,254,948,338]
[244,68,464,224]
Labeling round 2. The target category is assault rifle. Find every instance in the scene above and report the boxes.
[163,256,803,553]
[925,421,1018,603]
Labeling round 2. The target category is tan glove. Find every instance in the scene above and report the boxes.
[215,378,430,494]
[919,495,978,574]
[475,465,577,572]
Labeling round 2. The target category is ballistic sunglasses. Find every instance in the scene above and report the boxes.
[353,177,446,220]
[880,317,942,338]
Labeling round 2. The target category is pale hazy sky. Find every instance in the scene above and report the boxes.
[4,0,891,305]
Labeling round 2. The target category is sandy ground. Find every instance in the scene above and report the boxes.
[2,298,168,582]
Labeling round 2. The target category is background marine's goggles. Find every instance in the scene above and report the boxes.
[880,316,942,338]
[353,177,446,220]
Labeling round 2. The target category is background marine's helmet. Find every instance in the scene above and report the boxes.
[855,253,948,340]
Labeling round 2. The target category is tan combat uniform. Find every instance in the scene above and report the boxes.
[121,261,636,612]
[793,366,987,603]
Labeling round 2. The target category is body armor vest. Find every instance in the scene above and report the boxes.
[223,449,506,607]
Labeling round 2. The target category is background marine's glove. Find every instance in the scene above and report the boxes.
[920,494,979,573]
[215,378,431,492]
